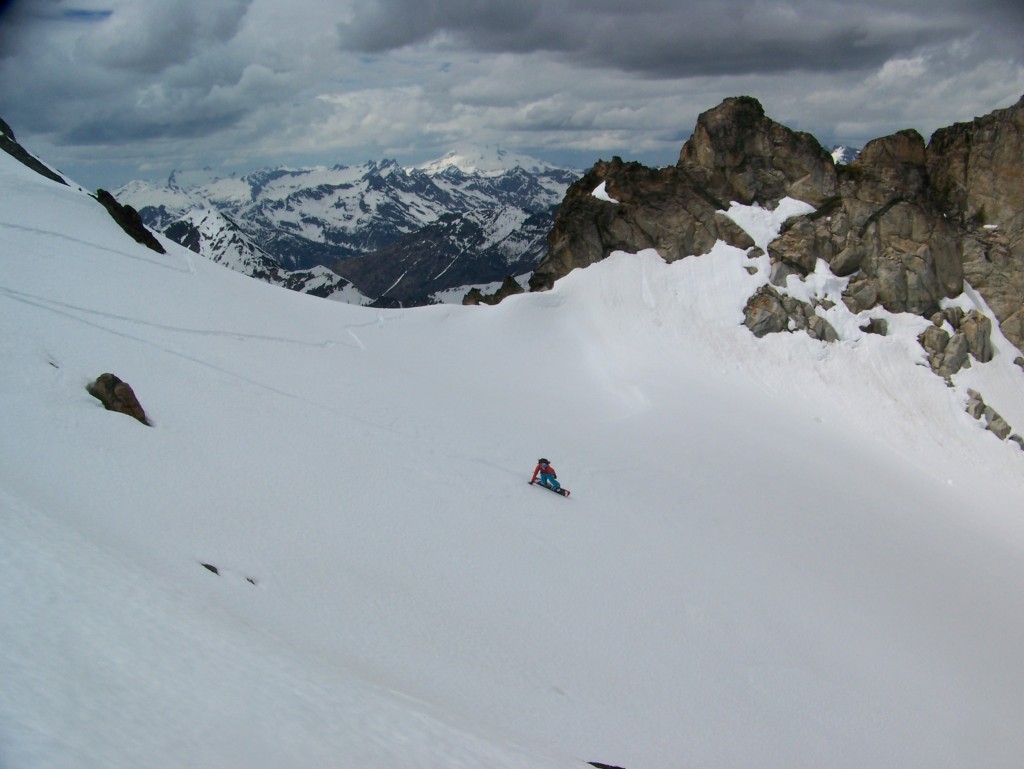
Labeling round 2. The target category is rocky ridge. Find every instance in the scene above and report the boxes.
[0,118,67,186]
[529,95,1024,448]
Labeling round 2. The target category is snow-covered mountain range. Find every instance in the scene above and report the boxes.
[116,148,577,306]
[161,207,368,302]
[4,117,1024,769]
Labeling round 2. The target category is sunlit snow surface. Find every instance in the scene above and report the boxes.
[3,151,1024,769]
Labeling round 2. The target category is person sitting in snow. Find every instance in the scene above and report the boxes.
[530,458,560,491]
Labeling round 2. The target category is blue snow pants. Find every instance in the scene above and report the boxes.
[539,472,560,490]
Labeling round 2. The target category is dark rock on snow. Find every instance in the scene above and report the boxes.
[86,373,151,426]
[742,284,838,342]
[0,117,68,186]
[918,308,994,378]
[94,190,166,254]
[966,389,1018,444]
[463,275,525,306]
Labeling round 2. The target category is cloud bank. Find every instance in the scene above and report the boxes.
[1,0,1021,188]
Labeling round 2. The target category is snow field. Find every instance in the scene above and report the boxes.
[2,150,1024,769]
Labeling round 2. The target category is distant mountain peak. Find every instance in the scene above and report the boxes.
[414,146,558,177]
[167,167,224,190]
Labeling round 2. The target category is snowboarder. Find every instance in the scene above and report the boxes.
[530,458,561,492]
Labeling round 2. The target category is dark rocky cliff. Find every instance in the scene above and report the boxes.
[927,95,1024,348]
[531,95,1024,353]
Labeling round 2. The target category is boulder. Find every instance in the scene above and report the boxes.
[463,275,525,305]
[966,389,987,419]
[86,373,151,426]
[938,332,970,377]
[918,307,996,377]
[860,318,888,336]
[965,389,1015,441]
[806,314,839,343]
[768,215,834,276]
[742,285,790,337]
[960,310,994,363]
[742,284,837,342]
[918,323,970,378]
[842,275,880,314]
[986,410,1014,441]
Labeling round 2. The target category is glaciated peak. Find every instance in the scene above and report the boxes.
[415,146,555,177]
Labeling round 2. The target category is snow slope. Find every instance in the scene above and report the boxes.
[2,148,1024,769]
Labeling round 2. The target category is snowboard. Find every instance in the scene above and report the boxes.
[530,480,570,497]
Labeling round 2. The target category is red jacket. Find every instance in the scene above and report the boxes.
[531,463,556,482]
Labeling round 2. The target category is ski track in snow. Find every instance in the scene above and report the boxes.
[0,221,194,274]
[0,285,353,348]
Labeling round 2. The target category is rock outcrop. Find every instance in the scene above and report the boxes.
[531,95,1024,355]
[533,96,840,294]
[927,95,1024,231]
[927,95,1024,349]
[530,159,754,292]
[463,275,525,305]
[820,129,963,317]
[966,388,1022,448]
[94,189,166,255]
[86,373,151,426]
[678,95,838,208]
[918,308,994,379]
[742,284,838,342]
[0,117,68,186]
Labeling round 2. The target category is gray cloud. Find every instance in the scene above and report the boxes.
[75,0,251,74]
[338,0,1021,77]
[64,108,248,145]
[0,0,1021,189]
[338,0,546,53]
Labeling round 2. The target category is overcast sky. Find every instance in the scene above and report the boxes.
[1,0,1022,189]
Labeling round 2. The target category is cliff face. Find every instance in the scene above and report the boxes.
[678,95,838,208]
[783,128,963,318]
[533,95,1024,351]
[927,96,1024,348]
[928,95,1024,229]
[529,159,755,293]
